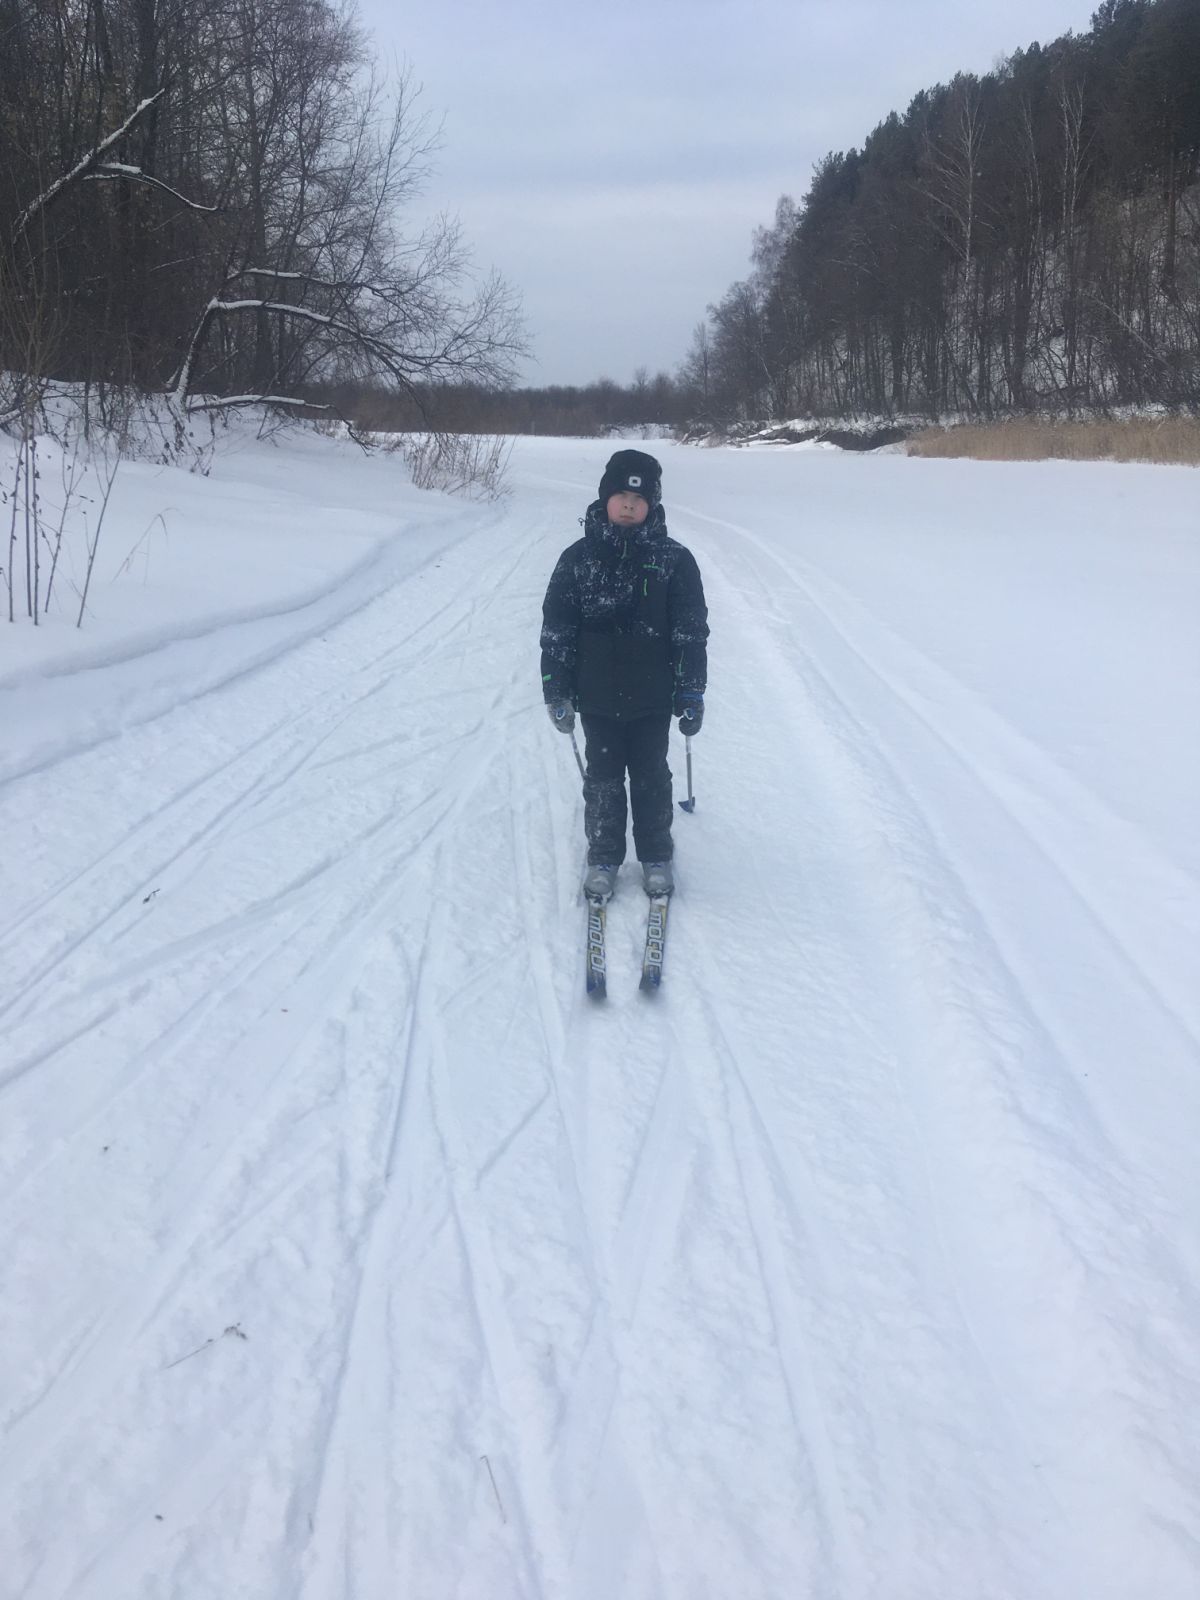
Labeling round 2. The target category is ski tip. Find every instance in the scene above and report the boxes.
[639,973,663,993]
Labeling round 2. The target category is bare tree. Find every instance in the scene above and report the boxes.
[688,0,1199,422]
[1,0,524,423]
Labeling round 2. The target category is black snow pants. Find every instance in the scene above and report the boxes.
[581,713,673,865]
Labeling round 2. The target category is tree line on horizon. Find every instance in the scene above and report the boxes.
[682,0,1200,424]
[339,369,694,437]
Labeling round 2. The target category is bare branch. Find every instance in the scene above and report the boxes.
[185,393,329,412]
[171,291,500,408]
[226,266,394,301]
[11,92,168,243]
[83,165,219,213]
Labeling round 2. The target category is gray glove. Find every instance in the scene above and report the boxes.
[546,700,575,734]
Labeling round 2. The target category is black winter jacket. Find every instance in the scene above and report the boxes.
[540,501,708,720]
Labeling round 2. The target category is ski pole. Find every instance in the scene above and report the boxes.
[570,727,586,781]
[678,735,696,812]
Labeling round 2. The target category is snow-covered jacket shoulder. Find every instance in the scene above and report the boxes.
[540,501,708,720]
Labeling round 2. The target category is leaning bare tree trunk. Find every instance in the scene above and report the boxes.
[9,92,166,245]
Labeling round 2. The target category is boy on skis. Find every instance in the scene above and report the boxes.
[541,448,708,900]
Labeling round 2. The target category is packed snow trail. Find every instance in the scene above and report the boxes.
[1,438,1198,1599]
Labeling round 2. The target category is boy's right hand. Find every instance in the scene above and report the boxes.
[674,692,704,736]
[546,701,575,734]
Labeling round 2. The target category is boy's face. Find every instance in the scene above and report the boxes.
[606,491,650,526]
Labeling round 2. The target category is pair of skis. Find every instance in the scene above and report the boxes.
[585,892,669,999]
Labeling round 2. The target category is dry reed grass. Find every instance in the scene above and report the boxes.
[907,416,1200,465]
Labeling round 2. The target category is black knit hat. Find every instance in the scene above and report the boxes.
[598,448,662,507]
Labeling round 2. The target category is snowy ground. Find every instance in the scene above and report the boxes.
[1,428,1198,1600]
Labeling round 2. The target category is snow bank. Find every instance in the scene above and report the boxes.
[0,419,486,781]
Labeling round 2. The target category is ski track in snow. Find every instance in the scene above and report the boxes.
[1,441,1198,1599]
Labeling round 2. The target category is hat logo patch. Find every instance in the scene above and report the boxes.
[628,474,641,487]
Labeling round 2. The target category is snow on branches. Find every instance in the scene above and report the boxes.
[10,94,169,244]
[82,166,218,214]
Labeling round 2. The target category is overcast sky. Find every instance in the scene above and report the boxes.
[354,0,1097,387]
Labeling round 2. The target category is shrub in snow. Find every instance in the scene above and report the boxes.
[397,431,513,500]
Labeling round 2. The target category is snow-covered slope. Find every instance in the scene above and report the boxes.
[2,433,1197,1599]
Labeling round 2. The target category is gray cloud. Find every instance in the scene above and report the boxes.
[356,0,1097,384]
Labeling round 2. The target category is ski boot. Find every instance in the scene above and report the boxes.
[583,862,619,901]
[641,860,674,897]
